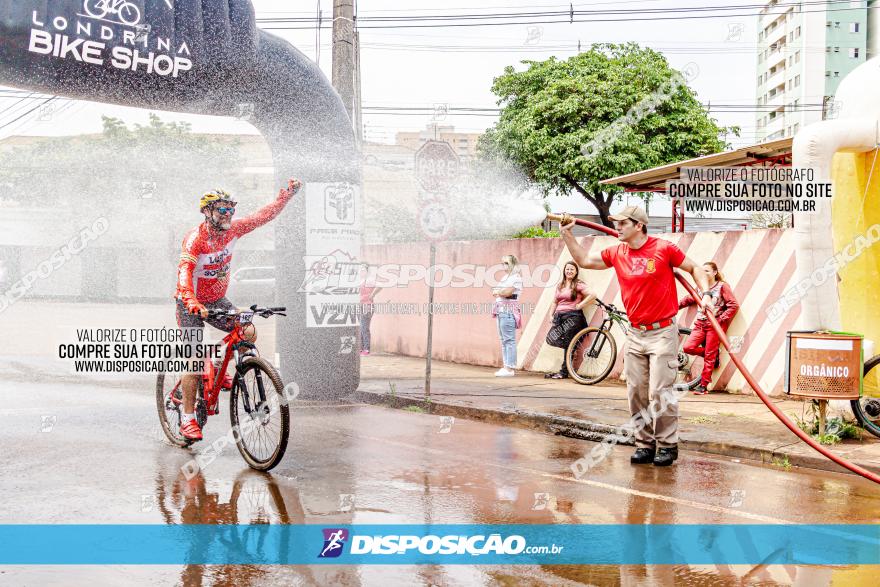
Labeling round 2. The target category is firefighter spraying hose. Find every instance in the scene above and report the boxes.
[547,212,880,485]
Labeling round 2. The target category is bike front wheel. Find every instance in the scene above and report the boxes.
[852,354,880,439]
[118,3,142,25]
[230,356,290,471]
[566,327,617,385]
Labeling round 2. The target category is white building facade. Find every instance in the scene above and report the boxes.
[756,0,874,142]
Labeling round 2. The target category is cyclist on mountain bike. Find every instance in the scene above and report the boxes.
[174,178,302,440]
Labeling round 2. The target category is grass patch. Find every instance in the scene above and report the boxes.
[771,455,792,470]
[687,416,717,424]
[793,401,863,444]
[403,405,425,414]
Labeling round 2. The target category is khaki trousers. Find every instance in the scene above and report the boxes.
[624,323,680,449]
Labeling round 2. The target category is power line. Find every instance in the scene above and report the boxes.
[256,0,865,29]
[0,97,58,134]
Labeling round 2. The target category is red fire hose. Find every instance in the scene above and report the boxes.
[556,214,880,485]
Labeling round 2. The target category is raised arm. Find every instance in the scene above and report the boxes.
[560,220,608,270]
[233,178,302,235]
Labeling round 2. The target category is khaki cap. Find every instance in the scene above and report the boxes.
[609,205,649,226]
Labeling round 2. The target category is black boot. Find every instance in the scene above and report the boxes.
[653,446,679,466]
[630,447,656,464]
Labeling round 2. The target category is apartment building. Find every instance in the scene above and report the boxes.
[756,0,875,142]
[395,123,482,159]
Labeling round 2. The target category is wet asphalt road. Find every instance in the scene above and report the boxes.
[0,377,878,586]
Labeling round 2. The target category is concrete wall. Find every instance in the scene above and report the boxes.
[365,228,804,395]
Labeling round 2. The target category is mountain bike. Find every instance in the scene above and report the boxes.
[565,299,702,388]
[156,305,291,471]
[84,0,142,25]
[853,354,880,438]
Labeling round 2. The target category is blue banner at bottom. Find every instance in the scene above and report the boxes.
[0,525,877,565]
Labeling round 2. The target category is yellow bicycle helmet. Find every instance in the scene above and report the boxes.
[200,189,237,211]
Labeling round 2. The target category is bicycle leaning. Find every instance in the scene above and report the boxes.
[156,305,291,471]
[564,299,702,389]
[852,355,880,438]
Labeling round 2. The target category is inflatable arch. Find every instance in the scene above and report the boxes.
[0,1,361,397]
[793,55,880,400]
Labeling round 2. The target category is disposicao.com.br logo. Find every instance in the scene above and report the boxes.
[318,529,563,559]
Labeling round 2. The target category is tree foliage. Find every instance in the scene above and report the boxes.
[0,114,243,219]
[479,43,738,226]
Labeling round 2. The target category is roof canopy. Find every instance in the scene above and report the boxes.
[600,137,793,193]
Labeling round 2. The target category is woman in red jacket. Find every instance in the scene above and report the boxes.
[679,262,739,395]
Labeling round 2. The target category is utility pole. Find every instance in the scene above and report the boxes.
[332,0,362,143]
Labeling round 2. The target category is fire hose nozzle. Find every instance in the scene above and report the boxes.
[547,212,574,226]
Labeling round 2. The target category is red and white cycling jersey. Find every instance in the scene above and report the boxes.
[175,190,292,308]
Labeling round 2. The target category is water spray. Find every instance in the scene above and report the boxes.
[549,212,880,485]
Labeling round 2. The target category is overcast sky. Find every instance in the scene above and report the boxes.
[0,1,775,218]
[0,0,761,147]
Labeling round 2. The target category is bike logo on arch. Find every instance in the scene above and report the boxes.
[80,0,143,27]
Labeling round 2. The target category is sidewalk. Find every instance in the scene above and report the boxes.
[357,353,880,476]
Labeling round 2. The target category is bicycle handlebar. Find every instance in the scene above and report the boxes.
[206,305,287,319]
[595,298,625,316]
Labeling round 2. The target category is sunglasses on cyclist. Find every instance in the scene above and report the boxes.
[215,206,236,215]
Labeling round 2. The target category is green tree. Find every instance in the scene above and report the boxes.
[0,113,243,216]
[480,43,738,227]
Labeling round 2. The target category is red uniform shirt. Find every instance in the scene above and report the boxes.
[600,236,686,326]
[175,190,292,307]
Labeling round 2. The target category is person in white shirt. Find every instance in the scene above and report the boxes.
[491,254,523,377]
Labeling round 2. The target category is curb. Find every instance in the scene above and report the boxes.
[353,389,880,477]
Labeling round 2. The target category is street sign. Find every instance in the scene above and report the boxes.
[415,140,460,193]
[418,201,452,242]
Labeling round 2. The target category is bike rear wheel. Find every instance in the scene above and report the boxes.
[674,327,703,391]
[156,372,207,447]
[566,327,617,385]
[83,0,108,18]
[229,356,290,471]
[852,355,880,438]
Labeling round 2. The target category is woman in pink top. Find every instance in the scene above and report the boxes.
[545,261,596,379]
[359,264,382,356]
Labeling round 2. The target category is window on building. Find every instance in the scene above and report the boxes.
[758,31,764,41]
[795,51,800,63]
[794,123,800,133]
[834,71,840,77]
[850,22,860,33]
[796,26,801,38]
[826,70,831,77]
[834,46,840,53]
[827,21,832,28]
[826,46,831,53]
[850,47,860,58]
[835,22,841,28]
[795,75,800,87]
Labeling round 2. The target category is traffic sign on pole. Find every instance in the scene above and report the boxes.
[415,140,460,193]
